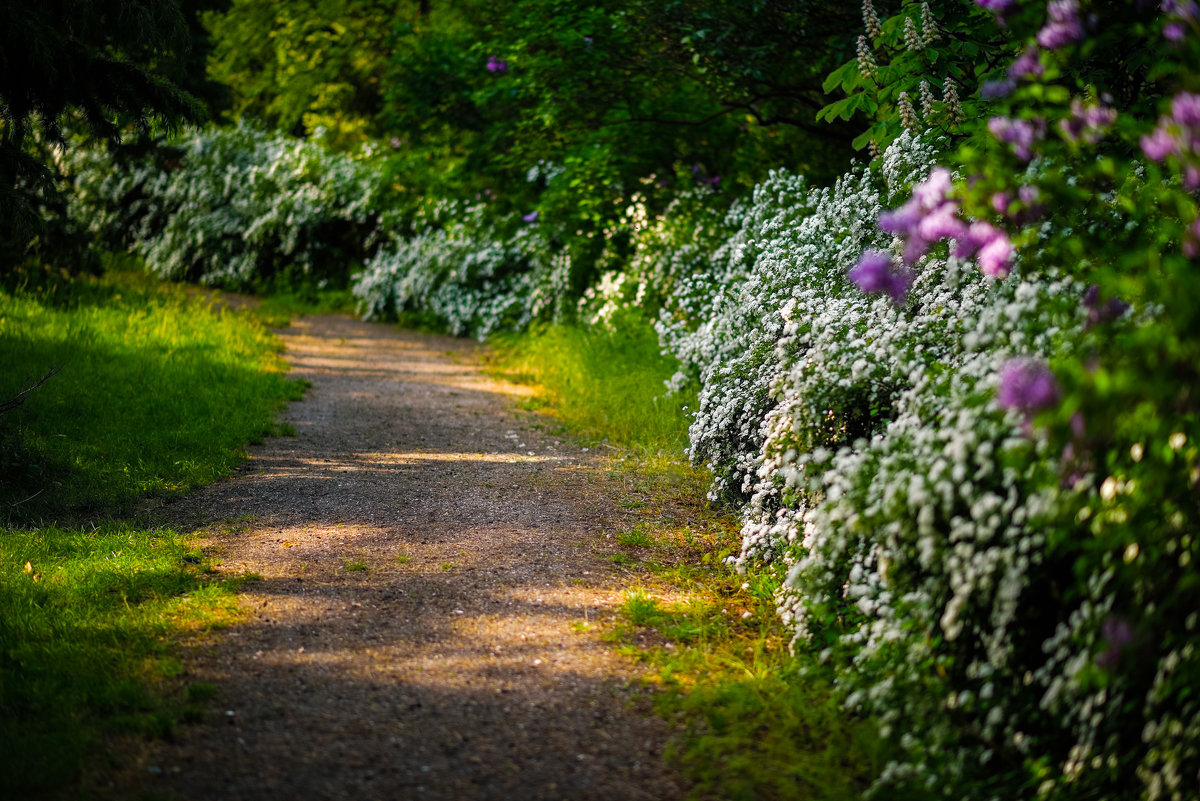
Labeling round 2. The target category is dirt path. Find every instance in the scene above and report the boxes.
[138,315,688,801]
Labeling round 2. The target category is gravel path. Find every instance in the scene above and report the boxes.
[137,315,687,801]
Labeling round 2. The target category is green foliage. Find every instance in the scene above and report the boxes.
[0,270,303,521]
[205,0,418,147]
[819,0,1006,151]
[0,522,243,799]
[374,0,861,222]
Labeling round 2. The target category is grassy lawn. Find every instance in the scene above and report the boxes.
[1,271,303,521]
[0,270,301,798]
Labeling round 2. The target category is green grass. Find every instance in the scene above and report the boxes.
[610,565,901,801]
[0,523,244,799]
[488,314,696,456]
[0,271,304,522]
[0,268,303,797]
[253,285,357,328]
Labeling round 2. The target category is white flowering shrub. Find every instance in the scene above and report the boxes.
[68,122,383,288]
[353,205,569,339]
[651,120,1200,798]
[575,185,735,329]
[656,135,941,507]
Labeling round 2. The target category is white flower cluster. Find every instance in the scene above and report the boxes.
[67,121,383,288]
[577,186,734,329]
[656,134,939,507]
[353,204,567,339]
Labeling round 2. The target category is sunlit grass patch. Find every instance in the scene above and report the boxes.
[487,314,697,456]
[609,563,901,801]
[0,271,304,522]
[0,269,305,796]
[0,522,246,799]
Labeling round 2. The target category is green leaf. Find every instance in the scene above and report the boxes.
[817,95,858,123]
[823,59,861,95]
[852,121,889,150]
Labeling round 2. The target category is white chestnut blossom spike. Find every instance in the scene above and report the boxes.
[863,0,883,38]
[898,91,920,131]
[857,35,878,79]
[920,80,936,117]
[943,78,965,123]
[922,2,940,45]
[904,16,924,51]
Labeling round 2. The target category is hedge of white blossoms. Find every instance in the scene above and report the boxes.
[652,128,1196,799]
[353,203,571,339]
[69,122,383,287]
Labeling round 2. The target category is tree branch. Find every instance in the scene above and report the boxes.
[0,366,60,417]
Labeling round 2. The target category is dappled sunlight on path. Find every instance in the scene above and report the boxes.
[136,315,683,801]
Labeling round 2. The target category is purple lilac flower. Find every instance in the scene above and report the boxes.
[849,250,914,305]
[954,220,1004,254]
[917,203,968,242]
[976,0,1016,17]
[878,167,957,264]
[952,222,1013,277]
[878,198,923,237]
[913,167,953,208]
[1058,99,1118,145]
[1096,616,1136,670]
[1018,184,1042,209]
[523,211,539,223]
[1184,217,1200,257]
[1164,0,1199,17]
[998,358,1061,414]
[1083,285,1130,326]
[1163,0,1199,40]
[993,185,1045,225]
[1037,0,1085,49]
[988,116,1045,162]
[1141,125,1178,160]
[981,78,1017,99]
[486,56,508,73]
[978,232,1014,277]
[1173,91,1200,124]
[1009,46,1045,80]
[1141,92,1200,185]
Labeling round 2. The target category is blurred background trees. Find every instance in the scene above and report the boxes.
[0,0,225,273]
